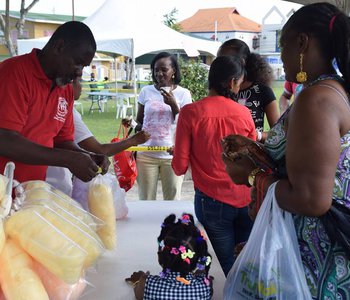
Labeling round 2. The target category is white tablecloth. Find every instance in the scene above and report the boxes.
[80,201,225,300]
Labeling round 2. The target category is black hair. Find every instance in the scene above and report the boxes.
[47,21,96,50]
[150,52,181,84]
[219,39,274,85]
[208,55,245,100]
[157,213,211,279]
[282,2,350,91]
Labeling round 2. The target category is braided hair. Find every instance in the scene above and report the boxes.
[283,2,350,92]
[208,55,245,100]
[218,39,274,86]
[157,213,212,280]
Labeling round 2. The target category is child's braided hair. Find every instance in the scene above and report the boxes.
[157,213,212,280]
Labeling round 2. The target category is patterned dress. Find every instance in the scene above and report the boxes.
[143,272,212,300]
[264,104,350,299]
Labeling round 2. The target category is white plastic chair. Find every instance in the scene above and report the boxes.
[116,96,134,119]
[99,89,109,112]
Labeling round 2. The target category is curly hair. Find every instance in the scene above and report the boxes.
[218,39,274,86]
[157,213,212,279]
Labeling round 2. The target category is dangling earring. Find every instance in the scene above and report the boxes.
[172,74,175,79]
[296,53,307,83]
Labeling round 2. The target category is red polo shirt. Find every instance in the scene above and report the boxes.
[172,96,256,207]
[0,49,74,183]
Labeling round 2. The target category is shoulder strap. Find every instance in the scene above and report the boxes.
[317,84,350,111]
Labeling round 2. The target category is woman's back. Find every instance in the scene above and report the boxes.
[173,95,255,206]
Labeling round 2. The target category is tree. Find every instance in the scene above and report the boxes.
[0,0,40,56]
[163,8,182,32]
[17,0,40,39]
[179,59,209,101]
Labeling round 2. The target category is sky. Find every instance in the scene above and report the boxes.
[1,0,302,24]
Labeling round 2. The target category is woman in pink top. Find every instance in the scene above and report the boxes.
[172,56,256,276]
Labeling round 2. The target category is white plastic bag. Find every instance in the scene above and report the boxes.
[224,182,312,300]
[105,173,128,220]
[72,174,128,220]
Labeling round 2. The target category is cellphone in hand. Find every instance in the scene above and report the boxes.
[160,86,171,93]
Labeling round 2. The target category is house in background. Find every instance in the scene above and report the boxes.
[0,11,84,59]
[0,11,117,80]
[178,7,261,50]
[256,6,296,79]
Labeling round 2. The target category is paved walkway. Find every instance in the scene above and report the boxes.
[125,179,195,201]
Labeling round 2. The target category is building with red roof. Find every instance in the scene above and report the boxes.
[179,7,261,50]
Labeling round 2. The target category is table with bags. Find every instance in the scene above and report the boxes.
[80,200,226,300]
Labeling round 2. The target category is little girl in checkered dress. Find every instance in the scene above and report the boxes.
[125,213,213,299]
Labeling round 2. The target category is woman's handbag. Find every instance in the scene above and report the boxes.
[111,124,137,192]
[222,134,277,172]
[320,200,350,258]
[223,182,312,300]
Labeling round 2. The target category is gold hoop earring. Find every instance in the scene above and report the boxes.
[296,54,307,83]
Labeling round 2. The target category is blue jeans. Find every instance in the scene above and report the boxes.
[194,189,253,276]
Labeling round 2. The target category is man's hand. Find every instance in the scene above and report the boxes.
[68,152,100,182]
[130,131,150,145]
[89,153,110,174]
[121,118,132,128]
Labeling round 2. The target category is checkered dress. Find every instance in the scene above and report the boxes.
[143,272,212,300]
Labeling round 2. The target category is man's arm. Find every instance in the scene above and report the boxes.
[78,131,150,157]
[0,128,100,182]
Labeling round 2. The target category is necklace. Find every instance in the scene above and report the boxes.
[304,74,343,88]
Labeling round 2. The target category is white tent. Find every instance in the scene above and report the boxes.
[82,0,221,58]
[18,0,221,58]
[17,0,221,105]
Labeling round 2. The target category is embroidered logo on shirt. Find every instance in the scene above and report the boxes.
[54,97,68,122]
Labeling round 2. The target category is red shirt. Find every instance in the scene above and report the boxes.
[172,96,256,207]
[0,49,74,183]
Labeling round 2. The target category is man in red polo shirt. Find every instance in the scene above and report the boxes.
[0,21,109,184]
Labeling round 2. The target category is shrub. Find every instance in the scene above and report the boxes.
[179,59,209,101]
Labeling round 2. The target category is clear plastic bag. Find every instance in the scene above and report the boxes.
[105,173,128,219]
[224,182,312,300]
[72,174,128,220]
[16,180,104,231]
[5,208,88,284]
[88,175,117,250]
[33,260,88,300]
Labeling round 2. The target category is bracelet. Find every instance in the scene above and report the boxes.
[248,167,264,187]
[256,131,262,141]
[132,280,140,287]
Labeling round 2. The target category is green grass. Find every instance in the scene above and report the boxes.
[79,81,285,143]
[79,97,122,143]
[265,80,284,131]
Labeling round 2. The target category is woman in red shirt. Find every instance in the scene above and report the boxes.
[172,56,256,276]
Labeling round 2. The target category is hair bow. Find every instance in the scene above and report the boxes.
[181,249,195,260]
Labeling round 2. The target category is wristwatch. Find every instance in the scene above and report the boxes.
[248,168,263,187]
